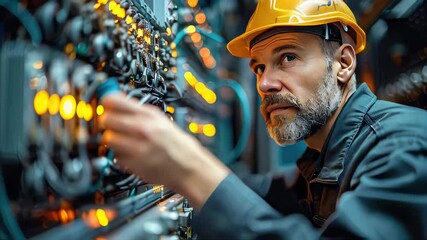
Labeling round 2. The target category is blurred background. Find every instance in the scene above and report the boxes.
[0,0,426,239]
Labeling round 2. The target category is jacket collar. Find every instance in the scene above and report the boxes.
[298,83,377,184]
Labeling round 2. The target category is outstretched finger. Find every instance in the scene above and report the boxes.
[101,94,166,117]
[100,110,153,139]
[102,130,150,164]
[101,94,143,114]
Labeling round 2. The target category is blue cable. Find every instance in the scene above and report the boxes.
[173,28,188,45]
[0,0,42,45]
[96,77,120,100]
[196,26,224,43]
[215,80,252,165]
[173,26,225,45]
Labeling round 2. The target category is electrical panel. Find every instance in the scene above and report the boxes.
[0,0,197,239]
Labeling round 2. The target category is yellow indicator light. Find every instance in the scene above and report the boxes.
[155,34,159,39]
[112,6,120,16]
[64,43,74,54]
[48,94,60,115]
[166,105,175,114]
[210,92,217,104]
[33,61,43,70]
[186,25,196,34]
[34,90,49,115]
[188,122,198,133]
[171,50,178,58]
[59,209,69,224]
[83,209,117,229]
[59,95,76,120]
[125,15,133,24]
[76,100,86,118]
[203,90,217,104]
[117,7,126,19]
[166,27,172,36]
[144,35,151,45]
[170,42,176,49]
[184,71,192,79]
[84,104,94,121]
[96,105,104,116]
[108,1,117,11]
[163,68,168,72]
[137,28,144,38]
[195,12,206,24]
[203,124,216,137]
[96,209,109,227]
[195,82,207,95]
[187,0,198,8]
[184,72,197,87]
[69,52,76,60]
[57,209,75,224]
[153,185,164,193]
[154,45,159,51]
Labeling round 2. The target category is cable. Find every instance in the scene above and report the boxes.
[173,25,224,46]
[215,80,252,165]
[0,167,25,240]
[0,0,42,45]
[38,135,92,198]
[196,26,224,43]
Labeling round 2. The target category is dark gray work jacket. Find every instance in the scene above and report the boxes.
[194,83,427,239]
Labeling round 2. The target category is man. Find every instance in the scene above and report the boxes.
[100,0,427,239]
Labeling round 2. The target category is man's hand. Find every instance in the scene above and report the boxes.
[99,94,230,210]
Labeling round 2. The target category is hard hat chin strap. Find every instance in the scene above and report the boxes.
[249,23,342,49]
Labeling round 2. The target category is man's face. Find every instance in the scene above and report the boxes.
[250,33,342,145]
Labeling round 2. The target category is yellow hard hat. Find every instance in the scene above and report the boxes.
[227,0,366,58]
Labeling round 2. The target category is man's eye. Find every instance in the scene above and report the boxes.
[282,55,296,63]
[254,65,264,75]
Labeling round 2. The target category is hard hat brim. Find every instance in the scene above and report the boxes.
[227,21,366,58]
[227,25,273,58]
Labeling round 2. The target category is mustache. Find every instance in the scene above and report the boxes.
[260,93,301,118]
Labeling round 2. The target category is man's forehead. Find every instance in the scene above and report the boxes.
[250,32,318,56]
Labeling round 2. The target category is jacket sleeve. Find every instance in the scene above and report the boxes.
[193,173,320,240]
[193,136,427,239]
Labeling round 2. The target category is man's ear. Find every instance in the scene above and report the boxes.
[336,44,356,84]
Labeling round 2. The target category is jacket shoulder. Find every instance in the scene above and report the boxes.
[366,100,427,138]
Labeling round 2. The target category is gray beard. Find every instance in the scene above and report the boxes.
[260,62,342,146]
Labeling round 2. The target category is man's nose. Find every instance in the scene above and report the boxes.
[258,69,283,94]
